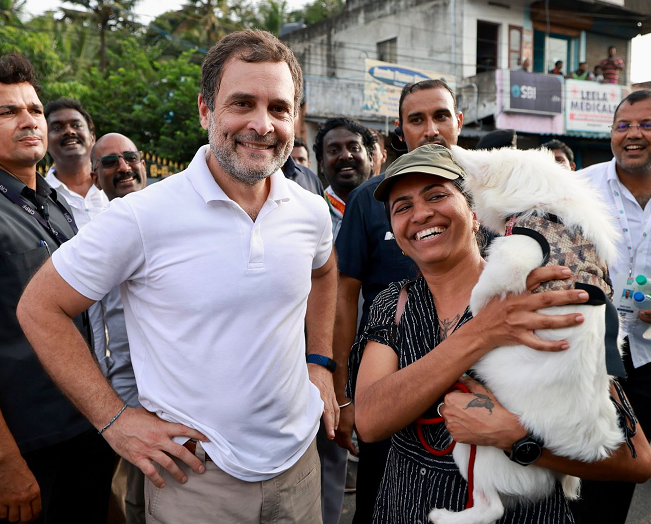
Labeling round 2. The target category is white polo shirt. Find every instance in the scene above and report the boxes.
[582,158,651,368]
[52,145,333,481]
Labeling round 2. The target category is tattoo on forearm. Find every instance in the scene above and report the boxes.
[464,393,494,414]
[439,313,462,339]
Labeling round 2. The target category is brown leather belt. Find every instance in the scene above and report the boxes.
[183,439,212,462]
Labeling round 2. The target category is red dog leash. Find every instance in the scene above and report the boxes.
[394,285,477,509]
[416,381,478,509]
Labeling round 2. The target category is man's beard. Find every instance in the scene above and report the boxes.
[209,114,291,186]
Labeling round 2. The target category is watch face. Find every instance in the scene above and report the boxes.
[515,440,542,464]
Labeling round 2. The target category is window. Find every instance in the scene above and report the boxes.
[477,21,499,73]
[509,26,523,69]
[377,38,397,64]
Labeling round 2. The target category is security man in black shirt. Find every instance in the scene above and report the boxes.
[0,53,113,524]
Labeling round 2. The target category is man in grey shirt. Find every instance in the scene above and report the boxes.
[90,132,148,523]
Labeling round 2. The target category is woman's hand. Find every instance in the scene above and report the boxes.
[439,376,526,450]
[469,265,589,352]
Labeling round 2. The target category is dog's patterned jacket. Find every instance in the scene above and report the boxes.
[505,214,612,299]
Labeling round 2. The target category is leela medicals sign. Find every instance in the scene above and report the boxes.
[565,79,621,134]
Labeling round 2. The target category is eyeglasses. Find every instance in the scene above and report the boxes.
[611,122,651,133]
[95,151,142,169]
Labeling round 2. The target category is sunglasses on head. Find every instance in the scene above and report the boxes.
[95,151,142,169]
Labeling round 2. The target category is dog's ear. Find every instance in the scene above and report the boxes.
[450,146,492,183]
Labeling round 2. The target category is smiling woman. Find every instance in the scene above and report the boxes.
[346,144,651,524]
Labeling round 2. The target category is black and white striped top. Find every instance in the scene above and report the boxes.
[348,277,575,524]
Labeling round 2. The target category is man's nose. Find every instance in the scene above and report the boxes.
[339,147,353,161]
[19,109,40,129]
[627,124,644,138]
[424,118,439,137]
[117,156,130,171]
[248,108,274,136]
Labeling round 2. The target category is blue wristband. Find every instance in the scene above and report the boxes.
[306,354,337,372]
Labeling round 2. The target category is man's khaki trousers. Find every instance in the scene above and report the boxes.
[145,439,322,523]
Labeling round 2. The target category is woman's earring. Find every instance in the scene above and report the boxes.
[401,250,405,255]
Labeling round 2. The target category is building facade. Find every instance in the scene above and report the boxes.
[282,0,651,169]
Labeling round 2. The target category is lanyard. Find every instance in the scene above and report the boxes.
[0,180,78,244]
[609,177,651,277]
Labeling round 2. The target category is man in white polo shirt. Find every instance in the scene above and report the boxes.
[18,29,338,523]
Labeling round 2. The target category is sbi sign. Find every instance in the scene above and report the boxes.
[508,71,563,114]
[511,84,537,100]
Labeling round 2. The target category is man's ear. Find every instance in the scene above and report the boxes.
[140,160,148,186]
[90,170,101,190]
[198,93,211,131]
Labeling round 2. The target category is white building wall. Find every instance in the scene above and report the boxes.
[286,0,459,120]
[461,0,530,79]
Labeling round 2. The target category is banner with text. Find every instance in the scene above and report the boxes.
[506,71,563,115]
[565,79,621,134]
[363,59,455,118]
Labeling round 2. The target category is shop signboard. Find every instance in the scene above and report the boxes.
[506,71,563,115]
[565,79,621,134]
[363,59,455,117]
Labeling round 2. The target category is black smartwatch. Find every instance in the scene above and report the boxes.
[306,354,337,372]
[505,434,543,466]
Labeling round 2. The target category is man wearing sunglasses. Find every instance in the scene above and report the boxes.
[18,30,337,523]
[572,89,651,524]
[91,135,147,200]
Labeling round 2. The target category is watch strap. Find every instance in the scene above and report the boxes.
[306,354,337,372]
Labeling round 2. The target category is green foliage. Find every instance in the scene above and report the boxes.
[300,0,343,25]
[0,25,67,99]
[79,40,205,163]
[0,0,345,164]
[0,0,25,24]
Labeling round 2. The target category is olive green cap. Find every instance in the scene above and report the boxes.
[373,144,467,202]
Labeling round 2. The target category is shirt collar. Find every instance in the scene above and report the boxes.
[605,157,619,185]
[0,168,57,201]
[44,168,104,200]
[187,145,291,204]
[282,155,298,180]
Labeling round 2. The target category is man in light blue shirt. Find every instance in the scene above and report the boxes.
[574,89,651,524]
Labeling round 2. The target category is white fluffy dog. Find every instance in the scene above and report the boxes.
[428,146,625,524]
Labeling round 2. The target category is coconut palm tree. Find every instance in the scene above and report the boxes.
[60,0,140,72]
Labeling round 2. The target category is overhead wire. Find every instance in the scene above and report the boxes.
[4,2,643,97]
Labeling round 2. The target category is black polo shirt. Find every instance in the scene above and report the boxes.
[335,174,418,334]
[0,169,92,454]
